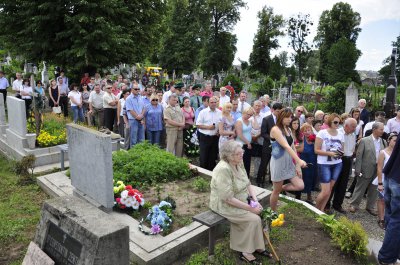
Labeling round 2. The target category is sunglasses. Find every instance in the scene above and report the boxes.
[297,110,303,113]
[333,121,340,124]
[133,88,140,91]
[152,99,158,102]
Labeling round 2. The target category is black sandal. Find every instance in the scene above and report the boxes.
[239,253,260,264]
[255,249,273,258]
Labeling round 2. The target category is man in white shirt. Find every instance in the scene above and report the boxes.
[218,86,230,108]
[0,71,10,104]
[260,95,271,114]
[162,83,176,108]
[363,111,390,137]
[237,91,250,113]
[88,84,105,128]
[386,106,400,134]
[12,72,23,98]
[196,96,222,170]
[327,118,357,213]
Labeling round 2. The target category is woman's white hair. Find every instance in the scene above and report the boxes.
[219,140,243,162]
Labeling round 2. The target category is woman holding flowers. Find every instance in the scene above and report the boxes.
[210,140,272,264]
[297,123,317,204]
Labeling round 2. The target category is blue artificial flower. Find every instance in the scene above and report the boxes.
[157,215,165,226]
[152,205,160,213]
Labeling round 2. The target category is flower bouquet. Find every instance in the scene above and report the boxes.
[307,134,316,143]
[113,180,145,210]
[139,201,173,235]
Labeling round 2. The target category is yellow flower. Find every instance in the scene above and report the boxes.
[278,214,285,221]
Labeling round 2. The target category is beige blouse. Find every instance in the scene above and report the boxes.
[209,160,250,215]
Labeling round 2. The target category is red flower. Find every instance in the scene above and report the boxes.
[116,198,121,203]
[308,134,316,142]
[128,190,135,196]
[125,185,133,190]
[120,205,126,209]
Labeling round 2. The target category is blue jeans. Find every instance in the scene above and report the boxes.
[129,119,144,146]
[146,130,161,145]
[378,178,400,263]
[317,163,343,183]
[71,106,84,123]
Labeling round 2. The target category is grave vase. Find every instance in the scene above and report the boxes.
[26,133,36,149]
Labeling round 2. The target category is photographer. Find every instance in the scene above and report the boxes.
[314,113,344,212]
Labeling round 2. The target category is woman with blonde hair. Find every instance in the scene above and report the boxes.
[218,102,235,149]
[235,107,255,177]
[314,110,324,121]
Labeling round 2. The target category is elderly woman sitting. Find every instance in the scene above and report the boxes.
[209,140,271,264]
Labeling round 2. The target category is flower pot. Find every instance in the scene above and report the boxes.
[26,133,37,149]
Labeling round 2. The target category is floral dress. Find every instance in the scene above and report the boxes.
[218,116,235,149]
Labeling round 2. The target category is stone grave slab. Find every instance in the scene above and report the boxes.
[34,195,129,265]
[0,96,7,135]
[6,96,27,136]
[67,124,114,210]
[22,241,55,265]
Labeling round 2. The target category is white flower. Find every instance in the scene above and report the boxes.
[121,190,128,198]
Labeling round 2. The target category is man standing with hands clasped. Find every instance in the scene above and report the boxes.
[196,96,222,170]
[164,94,185,157]
[125,84,145,147]
[348,122,386,215]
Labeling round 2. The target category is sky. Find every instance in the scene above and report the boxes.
[233,0,400,71]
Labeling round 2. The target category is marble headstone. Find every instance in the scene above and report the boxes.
[345,82,359,113]
[6,96,27,136]
[22,241,54,265]
[67,124,114,210]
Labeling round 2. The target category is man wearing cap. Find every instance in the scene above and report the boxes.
[190,85,202,110]
[218,86,230,108]
[125,84,145,147]
[164,93,185,157]
[386,106,400,134]
[196,96,222,170]
[0,71,9,104]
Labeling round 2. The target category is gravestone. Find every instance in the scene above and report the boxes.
[0,96,6,135]
[22,241,54,265]
[6,96,27,136]
[67,124,114,210]
[34,195,129,265]
[345,82,359,113]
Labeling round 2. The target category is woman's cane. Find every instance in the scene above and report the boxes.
[263,227,281,265]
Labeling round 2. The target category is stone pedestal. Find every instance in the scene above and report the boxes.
[34,196,129,265]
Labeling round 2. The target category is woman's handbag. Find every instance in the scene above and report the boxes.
[52,106,62,114]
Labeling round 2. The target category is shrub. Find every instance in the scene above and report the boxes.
[36,113,69,147]
[317,214,368,262]
[113,142,194,187]
[221,74,243,93]
[191,177,210,192]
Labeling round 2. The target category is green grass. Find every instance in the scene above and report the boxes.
[0,154,48,263]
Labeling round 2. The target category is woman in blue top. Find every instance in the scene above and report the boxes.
[34,80,45,111]
[145,94,163,145]
[235,107,254,177]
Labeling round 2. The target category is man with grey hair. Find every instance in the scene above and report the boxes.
[219,86,230,108]
[358,98,369,126]
[164,93,185,157]
[260,95,271,115]
[327,118,357,213]
[349,122,386,215]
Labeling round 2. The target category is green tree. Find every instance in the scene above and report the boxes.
[269,56,284,80]
[288,13,313,81]
[315,2,361,82]
[249,6,285,75]
[0,0,164,72]
[200,0,246,74]
[305,50,320,80]
[379,34,400,85]
[326,38,361,84]
[159,0,206,74]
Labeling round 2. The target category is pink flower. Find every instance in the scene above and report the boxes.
[116,198,121,203]
[151,224,161,234]
[250,200,258,208]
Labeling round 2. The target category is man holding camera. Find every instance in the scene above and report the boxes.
[349,122,386,215]
[196,96,221,170]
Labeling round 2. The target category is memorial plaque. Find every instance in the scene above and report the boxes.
[43,221,82,265]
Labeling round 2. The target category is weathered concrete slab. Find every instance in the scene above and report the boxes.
[22,241,54,265]
[6,96,27,136]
